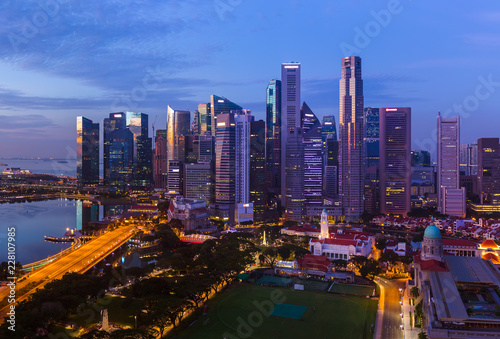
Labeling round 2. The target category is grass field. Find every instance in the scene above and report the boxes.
[328,283,375,297]
[168,284,377,339]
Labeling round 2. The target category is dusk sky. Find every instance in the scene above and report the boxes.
[1,0,499,159]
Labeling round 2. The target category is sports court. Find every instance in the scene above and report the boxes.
[256,275,293,287]
[269,303,307,319]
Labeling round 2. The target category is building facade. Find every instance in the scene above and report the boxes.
[265,79,282,209]
[250,120,266,221]
[379,107,411,217]
[339,56,364,222]
[76,116,99,189]
[437,114,460,211]
[478,138,500,205]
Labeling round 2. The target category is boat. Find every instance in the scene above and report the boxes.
[44,236,74,243]
[0,163,7,166]
[57,160,68,163]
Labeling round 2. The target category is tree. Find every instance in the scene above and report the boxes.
[411,286,420,298]
[418,331,428,339]
[332,259,348,269]
[277,245,291,260]
[412,233,424,243]
[375,238,387,251]
[80,330,110,339]
[262,247,279,267]
[359,259,381,280]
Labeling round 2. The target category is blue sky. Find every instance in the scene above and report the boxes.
[0,0,499,158]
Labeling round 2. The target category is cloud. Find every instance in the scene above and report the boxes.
[0,114,56,130]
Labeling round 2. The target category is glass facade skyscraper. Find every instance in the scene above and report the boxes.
[301,102,323,207]
[266,79,282,208]
[281,62,304,221]
[339,56,364,222]
[250,120,266,221]
[379,107,411,217]
[210,95,242,137]
[76,116,99,189]
[437,114,460,211]
[364,107,380,214]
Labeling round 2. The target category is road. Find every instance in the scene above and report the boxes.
[0,224,138,322]
[375,277,406,339]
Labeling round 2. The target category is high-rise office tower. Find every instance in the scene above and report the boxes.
[183,162,213,203]
[167,160,182,194]
[192,110,200,136]
[131,113,152,189]
[364,107,380,214]
[198,103,211,136]
[178,135,198,164]
[210,95,242,137]
[250,120,266,221]
[198,134,214,164]
[214,113,237,224]
[266,79,282,208]
[460,143,478,176]
[411,150,431,167]
[322,115,339,199]
[153,129,168,188]
[166,105,190,170]
[301,102,323,208]
[437,114,460,211]
[339,56,364,222]
[235,114,251,205]
[322,115,337,142]
[379,107,411,217]
[103,113,134,191]
[478,138,500,205]
[76,116,99,189]
[281,62,304,221]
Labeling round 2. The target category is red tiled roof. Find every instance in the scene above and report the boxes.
[482,253,500,265]
[297,254,330,271]
[480,239,499,249]
[442,238,477,248]
[421,259,448,272]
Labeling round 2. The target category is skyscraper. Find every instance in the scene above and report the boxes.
[322,115,337,142]
[183,162,213,203]
[103,113,134,191]
[250,120,266,221]
[266,79,282,208]
[477,138,500,205]
[214,113,236,224]
[339,56,364,222]
[281,62,304,221]
[301,102,323,208]
[153,129,167,188]
[379,107,411,217]
[363,107,380,214]
[198,103,211,136]
[460,143,478,176]
[235,114,251,205]
[322,115,339,199]
[210,95,242,137]
[166,106,190,168]
[76,116,99,189]
[437,114,460,211]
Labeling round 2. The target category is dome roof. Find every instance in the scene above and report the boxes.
[424,225,441,239]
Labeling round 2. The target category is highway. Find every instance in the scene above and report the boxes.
[0,224,138,322]
[375,277,406,339]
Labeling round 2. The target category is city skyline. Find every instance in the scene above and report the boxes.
[1,1,500,158]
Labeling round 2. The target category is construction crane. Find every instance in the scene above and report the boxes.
[152,114,158,146]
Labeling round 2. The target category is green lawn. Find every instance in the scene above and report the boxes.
[168,284,377,339]
[328,283,376,297]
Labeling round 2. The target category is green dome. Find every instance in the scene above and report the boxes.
[424,225,441,239]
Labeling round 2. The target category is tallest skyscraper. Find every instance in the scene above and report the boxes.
[339,56,364,222]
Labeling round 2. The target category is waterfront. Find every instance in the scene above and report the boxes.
[0,158,77,177]
[0,199,76,265]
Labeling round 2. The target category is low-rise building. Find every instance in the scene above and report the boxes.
[168,197,210,232]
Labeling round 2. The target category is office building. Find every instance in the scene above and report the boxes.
[266,79,282,207]
[235,113,251,206]
[281,62,304,221]
[460,143,478,176]
[322,115,339,199]
[379,107,411,217]
[183,162,213,203]
[250,120,266,221]
[210,95,242,137]
[103,113,134,191]
[339,56,364,221]
[364,107,380,214]
[178,134,198,164]
[198,134,214,164]
[166,106,190,170]
[167,160,182,195]
[301,102,323,208]
[76,116,99,189]
[411,150,431,167]
[153,129,168,188]
[322,115,337,142]
[125,112,152,189]
[478,138,500,205]
[437,114,460,211]
[198,103,211,136]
